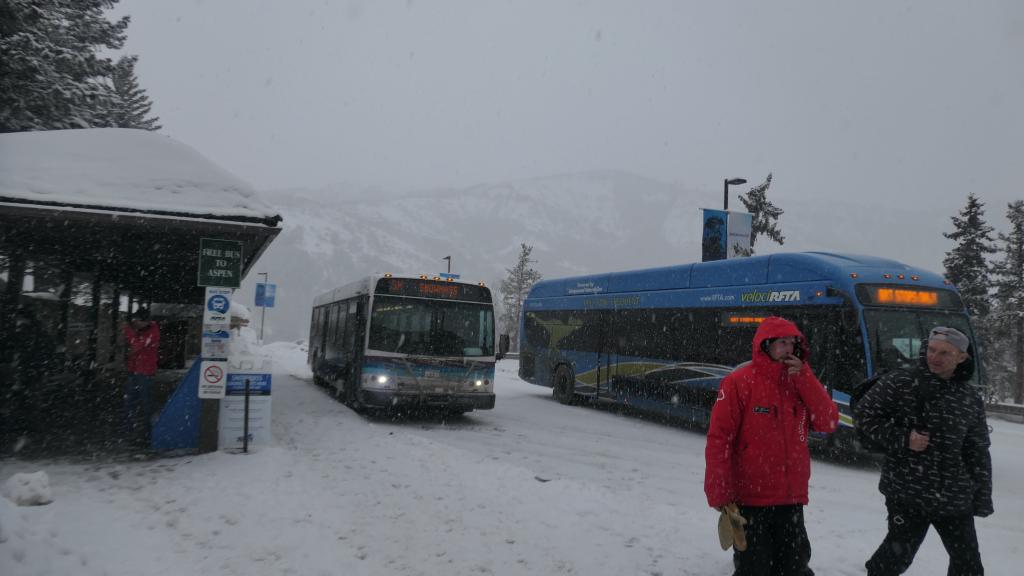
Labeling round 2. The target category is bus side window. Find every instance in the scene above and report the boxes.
[691,309,726,365]
[308,308,317,355]
[833,307,866,395]
[324,303,338,361]
[328,304,346,362]
[336,305,349,362]
[315,307,323,356]
[344,300,358,356]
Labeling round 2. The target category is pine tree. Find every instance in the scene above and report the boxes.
[110,55,161,130]
[736,173,784,256]
[943,194,997,400]
[499,244,542,351]
[0,0,130,132]
[990,200,1024,404]
[943,194,996,318]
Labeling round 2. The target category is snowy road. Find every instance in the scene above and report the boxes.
[2,347,1021,576]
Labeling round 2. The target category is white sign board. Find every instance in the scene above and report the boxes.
[203,287,232,325]
[201,337,230,359]
[727,211,753,258]
[218,372,273,451]
[201,322,231,361]
[198,360,228,399]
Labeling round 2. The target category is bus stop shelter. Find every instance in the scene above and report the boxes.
[0,128,282,456]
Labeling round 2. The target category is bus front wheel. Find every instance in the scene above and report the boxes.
[553,366,576,405]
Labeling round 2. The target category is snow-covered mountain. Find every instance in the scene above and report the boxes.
[239,170,952,341]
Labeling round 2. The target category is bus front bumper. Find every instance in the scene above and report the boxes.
[360,390,496,411]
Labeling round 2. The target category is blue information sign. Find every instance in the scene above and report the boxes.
[255,283,276,308]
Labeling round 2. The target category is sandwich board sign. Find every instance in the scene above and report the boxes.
[219,372,273,451]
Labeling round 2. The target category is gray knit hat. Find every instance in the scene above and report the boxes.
[929,326,969,352]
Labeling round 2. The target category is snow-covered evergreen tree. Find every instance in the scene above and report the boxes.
[943,194,997,400]
[990,200,1024,404]
[110,55,161,130]
[943,194,996,318]
[736,173,784,256]
[499,244,542,351]
[0,0,130,132]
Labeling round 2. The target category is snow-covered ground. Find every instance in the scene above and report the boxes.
[2,344,1021,576]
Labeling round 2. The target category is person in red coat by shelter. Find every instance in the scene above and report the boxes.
[704,316,839,576]
[123,307,160,445]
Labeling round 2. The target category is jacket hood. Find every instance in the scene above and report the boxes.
[752,316,809,363]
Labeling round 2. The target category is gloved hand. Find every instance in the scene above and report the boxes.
[717,503,748,551]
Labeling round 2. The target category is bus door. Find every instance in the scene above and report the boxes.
[341,299,360,384]
[566,309,605,398]
[797,310,838,395]
[350,297,367,381]
[526,309,558,387]
[599,308,626,399]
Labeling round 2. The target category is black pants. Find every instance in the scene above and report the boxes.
[865,502,983,576]
[733,505,813,576]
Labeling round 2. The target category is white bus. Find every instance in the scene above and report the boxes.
[308,274,505,414]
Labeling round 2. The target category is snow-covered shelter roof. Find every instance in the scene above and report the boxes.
[0,128,281,226]
[0,128,282,304]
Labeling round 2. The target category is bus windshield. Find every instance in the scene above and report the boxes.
[862,309,977,384]
[369,296,495,358]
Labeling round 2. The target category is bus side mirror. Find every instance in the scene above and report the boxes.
[497,334,511,360]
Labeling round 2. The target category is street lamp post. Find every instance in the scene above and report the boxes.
[723,178,748,211]
[442,256,451,274]
[258,271,268,344]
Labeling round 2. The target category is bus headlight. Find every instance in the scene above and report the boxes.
[474,379,484,387]
[363,373,395,389]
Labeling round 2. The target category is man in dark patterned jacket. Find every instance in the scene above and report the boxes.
[856,326,992,576]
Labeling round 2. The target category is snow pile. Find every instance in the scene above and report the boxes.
[2,472,52,506]
[0,493,99,576]
[225,327,313,380]
[258,340,311,380]
[230,301,252,321]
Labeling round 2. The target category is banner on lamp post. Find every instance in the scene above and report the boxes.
[727,211,753,258]
[701,209,728,262]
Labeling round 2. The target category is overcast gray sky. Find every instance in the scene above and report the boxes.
[117,0,1022,218]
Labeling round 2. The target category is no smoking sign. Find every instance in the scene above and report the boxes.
[199,361,228,399]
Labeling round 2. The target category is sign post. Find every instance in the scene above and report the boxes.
[255,274,275,344]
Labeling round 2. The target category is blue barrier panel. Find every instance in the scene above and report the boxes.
[151,358,203,452]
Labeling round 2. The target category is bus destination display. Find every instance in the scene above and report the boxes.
[376,278,492,303]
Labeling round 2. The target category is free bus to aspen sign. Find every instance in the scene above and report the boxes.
[197,238,243,288]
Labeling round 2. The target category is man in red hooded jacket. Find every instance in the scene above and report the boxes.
[704,316,838,576]
[123,307,160,444]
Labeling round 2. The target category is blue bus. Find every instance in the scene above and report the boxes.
[518,252,979,451]
[309,274,504,414]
